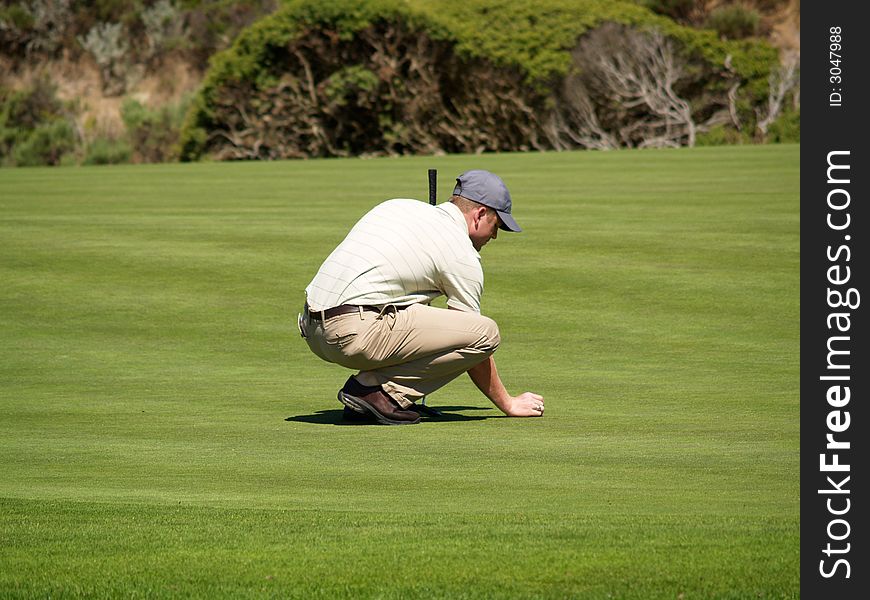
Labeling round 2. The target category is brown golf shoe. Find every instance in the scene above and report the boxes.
[337,377,421,425]
[342,406,378,423]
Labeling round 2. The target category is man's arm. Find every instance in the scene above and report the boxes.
[467,355,545,417]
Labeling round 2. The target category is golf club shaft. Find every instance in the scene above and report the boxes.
[428,169,437,206]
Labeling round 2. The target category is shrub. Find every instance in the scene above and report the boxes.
[122,96,189,162]
[11,118,77,166]
[78,21,130,95]
[766,107,799,143]
[0,76,63,132]
[0,76,80,166]
[705,5,760,40]
[554,23,705,149]
[180,0,779,160]
[177,0,279,69]
[642,0,696,22]
[695,124,750,146]
[0,0,73,57]
[0,5,34,55]
[141,0,187,61]
[82,136,132,165]
[2,0,276,70]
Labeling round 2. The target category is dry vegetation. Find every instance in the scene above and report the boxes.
[1,0,800,165]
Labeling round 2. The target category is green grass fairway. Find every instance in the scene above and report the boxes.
[0,145,799,598]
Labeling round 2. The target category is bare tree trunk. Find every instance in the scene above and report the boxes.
[756,51,800,138]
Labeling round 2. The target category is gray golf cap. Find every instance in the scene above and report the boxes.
[453,169,522,232]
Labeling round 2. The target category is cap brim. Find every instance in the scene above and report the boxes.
[496,210,522,232]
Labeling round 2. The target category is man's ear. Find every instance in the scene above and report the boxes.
[473,206,487,225]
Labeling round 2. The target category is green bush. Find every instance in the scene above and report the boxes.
[179,0,280,69]
[122,96,190,162]
[766,107,800,143]
[1,77,79,166]
[0,1,72,56]
[180,0,779,160]
[0,4,33,30]
[704,5,760,40]
[83,136,133,165]
[1,0,277,68]
[2,78,192,167]
[695,124,750,147]
[11,119,77,166]
[641,0,695,22]
[1,77,63,137]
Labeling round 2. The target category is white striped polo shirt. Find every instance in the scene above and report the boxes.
[305,199,484,313]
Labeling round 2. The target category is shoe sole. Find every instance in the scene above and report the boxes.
[338,391,367,414]
[337,391,421,426]
[342,407,376,423]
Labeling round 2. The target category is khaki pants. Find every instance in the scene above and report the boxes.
[300,304,500,407]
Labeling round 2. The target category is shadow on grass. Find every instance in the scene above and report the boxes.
[285,405,498,426]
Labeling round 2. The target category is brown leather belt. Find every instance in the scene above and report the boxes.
[305,303,408,321]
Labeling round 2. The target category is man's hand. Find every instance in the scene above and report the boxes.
[467,356,545,417]
[504,392,545,417]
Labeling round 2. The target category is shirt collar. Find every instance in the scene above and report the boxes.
[438,202,480,258]
[439,201,467,232]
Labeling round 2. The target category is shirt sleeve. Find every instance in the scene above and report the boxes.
[439,258,483,313]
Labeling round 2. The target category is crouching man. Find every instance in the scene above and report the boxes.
[299,170,544,424]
